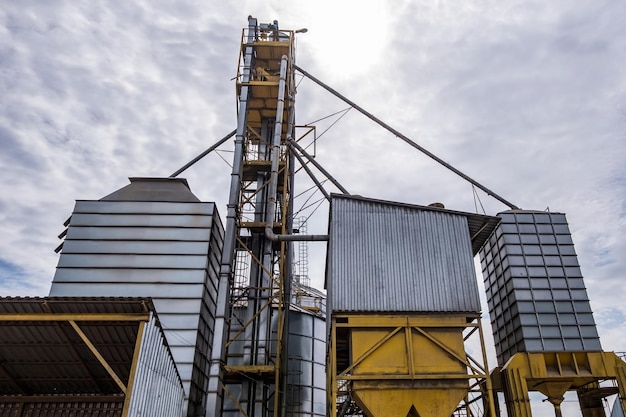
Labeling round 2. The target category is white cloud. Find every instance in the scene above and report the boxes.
[0,1,625,413]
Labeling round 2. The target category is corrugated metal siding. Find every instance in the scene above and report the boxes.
[128,314,186,417]
[50,193,224,417]
[328,196,480,313]
[223,307,326,417]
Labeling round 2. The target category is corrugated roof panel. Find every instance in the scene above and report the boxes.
[0,297,185,416]
[327,195,491,313]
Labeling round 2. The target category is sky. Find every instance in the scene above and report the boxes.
[1,1,625,414]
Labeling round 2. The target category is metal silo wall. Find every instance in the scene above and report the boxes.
[479,210,602,367]
[328,196,480,313]
[49,199,224,417]
[224,307,326,417]
[128,313,186,417]
[285,309,327,417]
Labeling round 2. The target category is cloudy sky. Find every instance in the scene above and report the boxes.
[1,0,625,413]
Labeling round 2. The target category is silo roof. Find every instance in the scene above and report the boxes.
[101,177,201,202]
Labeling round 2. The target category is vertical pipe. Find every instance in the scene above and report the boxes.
[206,16,257,417]
[280,77,298,417]
[266,54,288,417]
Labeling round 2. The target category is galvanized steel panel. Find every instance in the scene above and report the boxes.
[65,226,213,241]
[57,254,209,269]
[49,282,206,298]
[69,213,213,228]
[61,240,211,254]
[479,210,602,367]
[75,200,216,215]
[52,268,207,283]
[127,314,186,417]
[327,195,481,313]
[50,178,225,417]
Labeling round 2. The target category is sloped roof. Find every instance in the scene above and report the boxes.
[0,297,154,396]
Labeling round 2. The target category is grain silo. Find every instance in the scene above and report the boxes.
[49,177,224,417]
[325,194,500,417]
[479,210,626,416]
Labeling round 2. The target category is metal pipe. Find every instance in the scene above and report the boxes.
[291,148,330,201]
[169,129,236,177]
[287,138,349,195]
[206,17,257,417]
[294,64,520,210]
[264,58,329,243]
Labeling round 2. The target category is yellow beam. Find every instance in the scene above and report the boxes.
[343,374,484,381]
[336,315,477,327]
[122,321,145,417]
[338,326,403,377]
[68,320,127,394]
[224,365,276,375]
[478,318,498,417]
[223,382,250,417]
[0,313,150,322]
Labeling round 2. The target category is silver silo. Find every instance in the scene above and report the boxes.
[223,284,326,417]
[49,177,224,417]
[479,210,602,366]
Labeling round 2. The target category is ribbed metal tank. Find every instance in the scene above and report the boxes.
[479,210,602,367]
[128,312,187,417]
[49,177,224,417]
[224,288,326,417]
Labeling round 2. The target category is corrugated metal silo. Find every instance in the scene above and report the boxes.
[223,286,326,417]
[49,177,224,417]
[326,194,500,417]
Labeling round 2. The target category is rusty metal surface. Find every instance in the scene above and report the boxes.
[0,297,150,394]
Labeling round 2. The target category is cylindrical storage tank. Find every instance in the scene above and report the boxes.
[285,307,326,417]
[223,299,326,417]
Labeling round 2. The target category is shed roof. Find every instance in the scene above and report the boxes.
[0,297,154,396]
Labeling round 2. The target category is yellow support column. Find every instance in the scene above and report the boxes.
[502,365,532,417]
[616,358,626,417]
[499,352,626,417]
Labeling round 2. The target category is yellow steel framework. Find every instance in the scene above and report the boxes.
[329,314,498,417]
[493,351,626,417]
[0,305,150,417]
[212,17,298,417]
